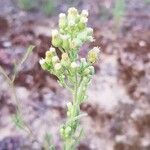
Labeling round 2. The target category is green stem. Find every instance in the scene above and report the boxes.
[74,71,78,104]
[64,70,79,150]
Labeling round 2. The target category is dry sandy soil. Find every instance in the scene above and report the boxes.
[0,0,150,149]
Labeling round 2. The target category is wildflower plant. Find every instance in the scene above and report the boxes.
[40,7,100,150]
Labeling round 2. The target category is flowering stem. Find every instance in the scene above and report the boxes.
[39,7,100,149]
[64,70,81,150]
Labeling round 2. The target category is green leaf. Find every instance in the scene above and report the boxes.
[72,128,84,149]
[18,45,35,67]
[12,112,25,129]
[12,45,35,82]
[65,113,87,127]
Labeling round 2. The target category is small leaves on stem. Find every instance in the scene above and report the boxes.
[39,7,100,150]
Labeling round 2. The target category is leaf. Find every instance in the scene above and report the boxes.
[12,112,25,129]
[17,45,35,69]
[65,113,87,126]
[72,128,84,150]
[12,45,35,82]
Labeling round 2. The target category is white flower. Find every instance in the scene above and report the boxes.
[68,20,75,26]
[81,10,89,17]
[68,7,78,16]
[52,29,59,37]
[54,63,62,70]
[80,17,88,23]
[59,13,66,19]
[39,58,45,65]
[71,62,78,68]
[87,27,93,35]
[93,47,100,53]
[67,102,72,108]
[52,56,59,63]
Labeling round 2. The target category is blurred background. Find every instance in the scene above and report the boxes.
[0,0,150,149]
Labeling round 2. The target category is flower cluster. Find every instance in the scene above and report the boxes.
[39,47,64,79]
[52,7,95,61]
[39,7,100,149]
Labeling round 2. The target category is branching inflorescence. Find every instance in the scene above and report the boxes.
[40,7,100,150]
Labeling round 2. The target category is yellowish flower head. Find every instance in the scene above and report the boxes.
[87,47,100,63]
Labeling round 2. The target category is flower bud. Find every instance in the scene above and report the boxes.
[68,20,75,27]
[59,13,67,28]
[76,32,86,42]
[81,58,87,66]
[39,58,45,65]
[80,58,87,66]
[49,47,56,52]
[59,13,66,20]
[87,27,93,36]
[46,47,55,57]
[88,66,95,75]
[65,126,72,138]
[68,7,78,17]
[79,58,88,73]
[52,30,62,47]
[83,68,90,75]
[45,51,52,58]
[81,10,89,17]
[71,39,82,49]
[80,16,88,23]
[39,59,47,70]
[62,35,70,50]
[83,77,90,84]
[45,47,56,61]
[67,111,71,117]
[54,63,62,71]
[78,16,88,30]
[52,56,59,63]
[62,53,69,61]
[52,38,62,48]
[52,29,59,38]
[61,53,70,67]
[87,36,95,42]
[87,47,100,63]
[71,62,78,69]
[70,62,78,74]
[67,102,72,110]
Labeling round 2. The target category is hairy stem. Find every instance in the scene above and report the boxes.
[64,70,79,150]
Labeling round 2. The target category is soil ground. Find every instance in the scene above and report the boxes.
[0,0,150,150]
